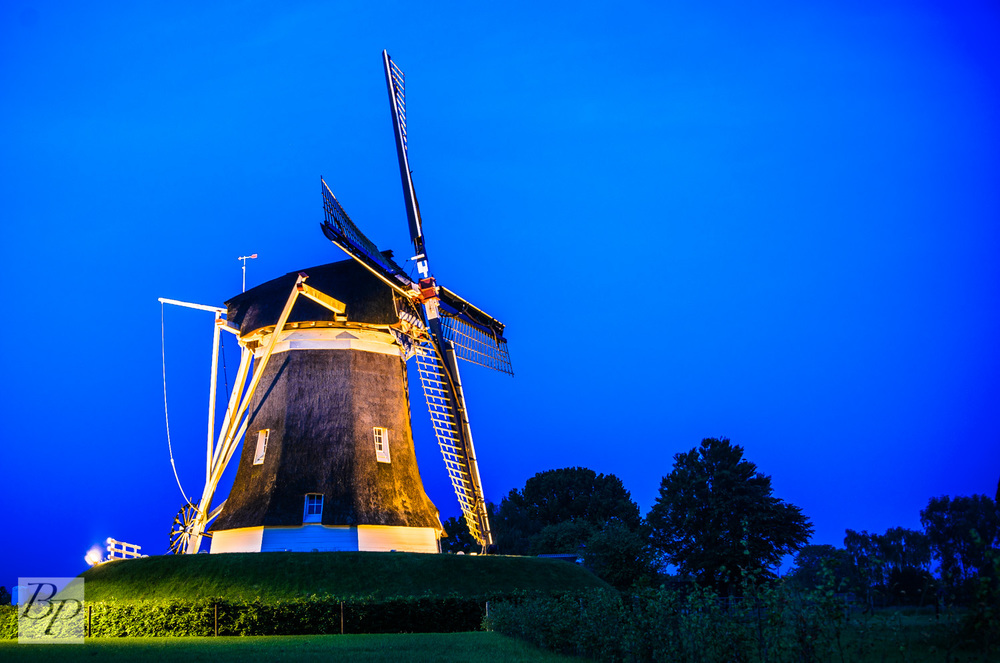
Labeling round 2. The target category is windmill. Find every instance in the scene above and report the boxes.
[163,51,512,555]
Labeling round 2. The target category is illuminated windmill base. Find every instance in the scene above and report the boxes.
[209,260,444,553]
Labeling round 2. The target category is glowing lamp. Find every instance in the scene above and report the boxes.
[85,546,104,566]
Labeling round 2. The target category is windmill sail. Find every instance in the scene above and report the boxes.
[440,314,513,375]
[383,50,425,259]
[380,50,510,550]
[413,334,492,545]
[321,178,414,295]
[438,287,513,375]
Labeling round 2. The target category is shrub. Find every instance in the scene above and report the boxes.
[486,580,880,663]
[484,590,626,660]
[0,606,16,640]
[1,594,504,639]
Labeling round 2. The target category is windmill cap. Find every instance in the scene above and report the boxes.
[225,258,398,336]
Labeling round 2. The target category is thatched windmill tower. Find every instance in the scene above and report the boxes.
[208,259,445,553]
[162,50,512,555]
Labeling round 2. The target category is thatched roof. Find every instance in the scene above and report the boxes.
[226,258,399,334]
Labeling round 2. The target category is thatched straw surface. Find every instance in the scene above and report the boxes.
[211,347,442,532]
[226,258,398,334]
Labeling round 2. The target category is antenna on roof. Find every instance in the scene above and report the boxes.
[238,254,258,292]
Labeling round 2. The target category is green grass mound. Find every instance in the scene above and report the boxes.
[80,552,609,602]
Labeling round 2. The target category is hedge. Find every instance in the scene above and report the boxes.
[1,593,525,639]
[1,606,15,639]
[483,586,857,662]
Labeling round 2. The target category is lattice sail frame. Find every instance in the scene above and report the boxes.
[321,179,412,292]
[386,56,409,158]
[440,312,513,375]
[383,50,426,258]
[392,293,493,543]
[413,335,491,544]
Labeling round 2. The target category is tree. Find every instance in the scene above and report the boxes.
[527,520,597,556]
[879,527,931,575]
[844,527,935,607]
[581,521,659,590]
[494,467,642,555]
[646,437,812,592]
[844,529,886,605]
[887,566,936,606]
[788,544,860,593]
[441,503,497,554]
[441,514,474,554]
[920,494,999,599]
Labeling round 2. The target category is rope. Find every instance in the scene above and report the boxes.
[161,301,193,506]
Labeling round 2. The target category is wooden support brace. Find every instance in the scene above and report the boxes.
[297,282,347,316]
[186,277,305,553]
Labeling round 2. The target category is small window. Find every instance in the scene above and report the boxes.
[253,429,270,465]
[304,494,323,523]
[373,427,390,463]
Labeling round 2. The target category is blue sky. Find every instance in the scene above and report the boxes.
[1,0,998,587]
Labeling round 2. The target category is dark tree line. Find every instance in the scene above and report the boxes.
[840,527,933,605]
[921,494,999,597]
[787,494,999,607]
[443,436,998,606]
[446,438,812,592]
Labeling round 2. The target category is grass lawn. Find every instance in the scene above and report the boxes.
[81,551,609,602]
[0,632,580,662]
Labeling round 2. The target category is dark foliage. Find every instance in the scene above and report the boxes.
[788,544,860,593]
[962,543,1000,650]
[487,579,999,661]
[887,566,936,606]
[845,527,934,607]
[441,510,482,554]
[494,467,642,556]
[0,595,514,639]
[844,528,883,604]
[646,437,812,593]
[879,527,932,573]
[528,520,597,555]
[581,521,659,590]
[484,590,625,660]
[920,494,999,600]
[486,581,958,663]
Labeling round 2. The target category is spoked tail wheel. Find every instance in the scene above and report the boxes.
[168,503,200,554]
